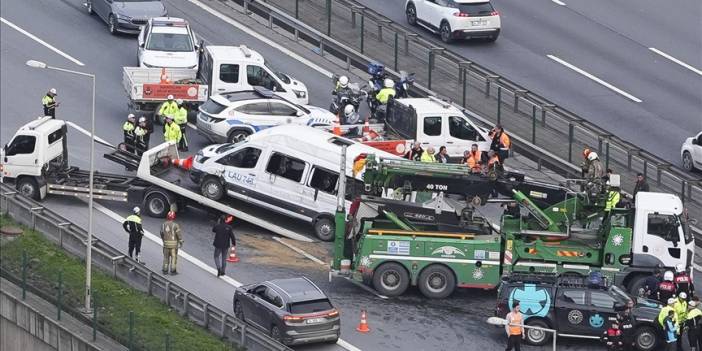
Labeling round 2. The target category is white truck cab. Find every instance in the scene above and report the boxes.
[138,17,200,69]
[631,192,695,269]
[1,117,67,199]
[198,45,309,105]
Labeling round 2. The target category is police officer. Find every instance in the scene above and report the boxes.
[376,78,396,105]
[617,305,636,351]
[686,300,702,351]
[160,211,183,275]
[601,321,624,351]
[674,264,694,299]
[675,293,689,351]
[135,117,151,152]
[333,75,351,95]
[42,88,59,118]
[643,271,662,299]
[122,114,136,151]
[659,271,677,303]
[420,146,436,163]
[158,95,179,124]
[173,99,189,151]
[122,207,144,263]
[163,116,182,144]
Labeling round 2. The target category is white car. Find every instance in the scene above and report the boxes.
[137,17,199,69]
[405,0,501,43]
[197,87,335,143]
[681,131,702,171]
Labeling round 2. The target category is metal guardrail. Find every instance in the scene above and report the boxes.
[0,185,292,351]
[207,0,701,239]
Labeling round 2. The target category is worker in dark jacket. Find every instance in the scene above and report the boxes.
[633,173,650,200]
[686,300,702,351]
[601,322,624,351]
[404,142,423,161]
[617,305,636,351]
[122,206,144,263]
[212,215,237,277]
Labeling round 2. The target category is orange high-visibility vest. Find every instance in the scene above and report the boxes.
[508,313,523,335]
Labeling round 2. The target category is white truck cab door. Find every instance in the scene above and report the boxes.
[2,134,41,178]
[632,211,688,268]
[445,115,490,157]
[244,65,289,98]
[211,63,242,94]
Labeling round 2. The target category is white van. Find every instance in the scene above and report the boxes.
[198,45,310,105]
[189,125,397,241]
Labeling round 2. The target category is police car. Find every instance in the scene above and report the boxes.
[196,87,335,143]
[495,274,662,350]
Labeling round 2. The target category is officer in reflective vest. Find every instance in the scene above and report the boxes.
[686,300,702,351]
[173,99,189,151]
[122,207,144,263]
[160,211,183,275]
[122,114,136,151]
[42,88,59,118]
[158,94,179,124]
[163,116,182,144]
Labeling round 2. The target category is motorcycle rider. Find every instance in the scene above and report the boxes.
[334,75,351,95]
[373,78,396,121]
[342,104,360,125]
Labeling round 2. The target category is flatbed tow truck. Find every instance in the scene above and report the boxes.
[0,117,312,241]
[331,154,696,298]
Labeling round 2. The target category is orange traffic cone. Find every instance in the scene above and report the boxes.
[226,246,240,263]
[159,67,170,84]
[362,117,370,136]
[333,114,342,136]
[172,156,194,171]
[356,310,370,333]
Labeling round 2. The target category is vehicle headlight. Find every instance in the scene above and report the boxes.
[116,14,131,21]
[293,90,306,99]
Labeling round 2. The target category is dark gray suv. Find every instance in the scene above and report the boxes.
[233,277,340,345]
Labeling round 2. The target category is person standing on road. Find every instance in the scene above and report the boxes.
[659,271,677,304]
[601,322,624,351]
[212,215,237,277]
[674,264,694,299]
[174,99,189,152]
[643,271,661,299]
[157,95,179,124]
[42,88,59,118]
[665,309,679,351]
[686,300,702,351]
[160,211,183,275]
[617,305,636,351]
[675,292,689,351]
[504,302,524,351]
[122,206,144,263]
[134,117,150,154]
[489,124,511,162]
[123,114,136,151]
[163,116,182,144]
[633,173,650,200]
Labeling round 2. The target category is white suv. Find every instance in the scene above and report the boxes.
[197,87,335,143]
[405,0,501,43]
[137,17,199,69]
[681,131,702,171]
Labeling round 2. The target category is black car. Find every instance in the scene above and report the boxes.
[233,277,340,345]
[86,0,167,34]
[495,275,662,351]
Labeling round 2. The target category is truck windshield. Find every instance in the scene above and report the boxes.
[146,33,193,52]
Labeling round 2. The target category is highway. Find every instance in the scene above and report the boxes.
[0,0,700,350]
[353,0,702,164]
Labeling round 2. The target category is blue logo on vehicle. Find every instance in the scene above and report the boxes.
[508,284,551,320]
[589,313,604,328]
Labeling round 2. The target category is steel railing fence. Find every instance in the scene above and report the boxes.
[201,0,700,239]
[0,184,292,351]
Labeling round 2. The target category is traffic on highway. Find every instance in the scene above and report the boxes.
[1,0,701,350]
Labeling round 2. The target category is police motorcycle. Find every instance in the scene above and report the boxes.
[330,75,367,124]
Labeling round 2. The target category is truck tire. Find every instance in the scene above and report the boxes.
[524,319,551,346]
[634,325,658,351]
[372,262,410,297]
[201,176,225,201]
[16,177,40,200]
[627,275,649,296]
[313,217,335,242]
[417,264,456,299]
[144,192,170,218]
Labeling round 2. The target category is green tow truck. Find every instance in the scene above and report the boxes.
[332,155,695,299]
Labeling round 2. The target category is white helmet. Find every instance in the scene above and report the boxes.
[383,78,394,88]
[167,94,174,100]
[680,292,688,299]
[587,152,598,161]
[338,75,349,88]
[133,206,141,215]
[664,270,674,281]
[127,113,135,120]
[675,264,685,273]
[668,298,676,305]
[49,88,57,95]
[176,99,183,105]
[343,104,355,118]
[138,116,147,123]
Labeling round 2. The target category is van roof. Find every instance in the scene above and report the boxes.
[246,125,398,175]
[205,45,264,64]
[395,98,462,115]
[18,117,64,135]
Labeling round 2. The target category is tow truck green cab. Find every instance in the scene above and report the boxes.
[332,156,695,299]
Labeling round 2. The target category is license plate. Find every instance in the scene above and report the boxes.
[306,318,324,324]
[471,20,486,26]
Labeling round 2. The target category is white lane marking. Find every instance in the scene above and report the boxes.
[92,202,243,287]
[547,54,642,103]
[552,0,566,5]
[649,48,702,76]
[93,202,361,350]
[694,263,702,272]
[66,121,114,147]
[186,0,333,78]
[1,17,85,66]
[272,236,327,266]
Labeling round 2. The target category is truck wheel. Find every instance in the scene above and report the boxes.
[201,177,224,201]
[418,265,456,299]
[314,217,335,242]
[524,319,551,346]
[372,262,409,297]
[627,275,649,296]
[634,326,658,351]
[228,130,250,143]
[144,192,170,218]
[16,177,40,200]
